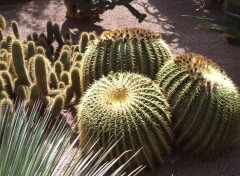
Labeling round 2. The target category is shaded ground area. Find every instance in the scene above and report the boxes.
[1,0,240,175]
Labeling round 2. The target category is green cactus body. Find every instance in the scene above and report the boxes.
[50,94,64,119]
[0,40,8,50]
[27,34,33,41]
[11,40,31,86]
[36,46,45,55]
[26,41,36,60]
[0,61,8,70]
[156,53,240,158]
[54,61,63,80]
[32,32,39,42]
[11,21,20,39]
[47,21,54,45]
[60,71,70,85]
[88,32,97,41]
[1,98,13,109]
[78,72,173,169]
[0,77,4,92]
[53,23,64,46]
[34,54,49,95]
[70,68,81,103]
[1,71,15,99]
[0,15,6,30]
[16,85,27,100]
[80,28,172,94]
[79,32,89,53]
[0,29,3,42]
[64,85,74,107]
[37,38,53,62]
[7,35,15,51]
[58,81,65,89]
[73,52,82,62]
[0,91,8,100]
[59,49,70,70]
[50,72,59,89]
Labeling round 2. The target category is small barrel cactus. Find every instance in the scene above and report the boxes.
[156,53,240,158]
[78,72,173,169]
[80,28,172,94]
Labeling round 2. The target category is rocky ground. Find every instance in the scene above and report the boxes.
[1,0,240,175]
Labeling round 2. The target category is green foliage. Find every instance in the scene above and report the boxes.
[156,53,240,158]
[78,72,173,170]
[0,102,142,176]
[80,28,172,94]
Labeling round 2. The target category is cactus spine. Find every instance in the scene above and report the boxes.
[0,15,6,30]
[78,72,173,169]
[70,68,81,103]
[156,53,240,158]
[11,40,31,86]
[80,28,172,94]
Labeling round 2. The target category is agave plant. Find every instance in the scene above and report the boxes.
[0,102,143,176]
[183,0,240,45]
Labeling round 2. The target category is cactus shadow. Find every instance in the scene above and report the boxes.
[61,18,105,42]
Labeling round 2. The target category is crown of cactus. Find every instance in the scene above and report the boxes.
[80,28,172,93]
[156,53,240,158]
[78,72,173,169]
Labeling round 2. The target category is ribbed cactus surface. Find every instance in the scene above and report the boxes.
[80,28,172,93]
[156,53,240,158]
[78,72,173,169]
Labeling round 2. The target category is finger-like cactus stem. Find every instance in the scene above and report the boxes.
[50,72,59,89]
[49,94,64,120]
[11,40,31,86]
[53,23,64,46]
[54,60,63,80]
[79,32,89,53]
[26,41,36,60]
[1,71,15,99]
[59,49,70,70]
[11,21,20,39]
[64,85,74,107]
[47,20,54,45]
[34,54,49,95]
[0,15,6,30]
[70,68,81,103]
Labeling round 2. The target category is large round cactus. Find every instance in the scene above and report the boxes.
[156,53,240,158]
[78,72,173,169]
[80,28,172,93]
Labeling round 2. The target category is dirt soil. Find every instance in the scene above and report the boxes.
[1,0,240,175]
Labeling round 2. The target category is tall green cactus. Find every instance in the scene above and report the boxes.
[53,23,64,46]
[49,94,64,120]
[78,72,173,169]
[34,54,49,95]
[79,32,89,53]
[11,40,31,86]
[80,28,172,94]
[11,21,20,39]
[70,68,81,103]
[0,15,6,30]
[1,71,15,99]
[26,41,36,60]
[156,53,240,158]
[46,20,54,45]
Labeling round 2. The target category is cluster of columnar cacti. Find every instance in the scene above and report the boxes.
[0,15,97,119]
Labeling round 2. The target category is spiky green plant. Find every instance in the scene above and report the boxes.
[46,20,54,45]
[11,20,20,39]
[11,40,31,86]
[26,41,36,60]
[50,71,59,89]
[34,54,49,95]
[53,23,64,46]
[0,102,143,176]
[0,15,6,30]
[79,32,89,53]
[70,68,81,103]
[78,72,173,170]
[80,28,172,94]
[156,53,240,158]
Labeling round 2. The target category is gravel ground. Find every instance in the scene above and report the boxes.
[1,0,240,175]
